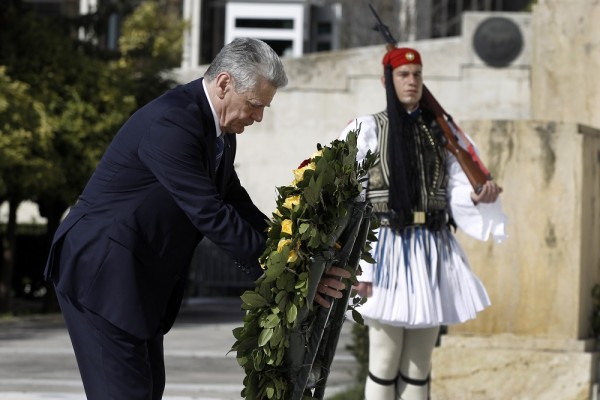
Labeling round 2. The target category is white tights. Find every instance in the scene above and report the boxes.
[364,321,440,400]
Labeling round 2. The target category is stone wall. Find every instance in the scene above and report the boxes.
[433,119,600,399]
[531,0,600,129]
[451,120,600,340]
[432,334,597,399]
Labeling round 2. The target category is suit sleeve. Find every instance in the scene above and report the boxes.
[222,170,269,234]
[138,107,266,269]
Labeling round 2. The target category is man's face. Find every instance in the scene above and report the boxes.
[219,77,276,134]
[390,63,423,112]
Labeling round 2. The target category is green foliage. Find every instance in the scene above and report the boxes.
[113,0,188,107]
[0,4,137,207]
[117,1,187,71]
[0,0,186,313]
[0,0,186,206]
[0,68,53,200]
[231,130,377,399]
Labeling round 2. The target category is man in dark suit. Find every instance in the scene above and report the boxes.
[44,37,349,400]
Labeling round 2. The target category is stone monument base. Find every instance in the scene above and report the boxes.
[432,334,599,400]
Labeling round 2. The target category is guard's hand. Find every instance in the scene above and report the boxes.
[353,282,372,298]
[471,180,502,204]
[314,266,351,308]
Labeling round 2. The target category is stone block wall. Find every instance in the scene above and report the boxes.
[452,120,600,340]
[531,0,600,128]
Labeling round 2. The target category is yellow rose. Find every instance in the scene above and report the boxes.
[283,195,301,210]
[287,248,298,263]
[277,238,299,263]
[277,238,292,252]
[311,149,323,159]
[292,162,316,185]
[281,219,293,235]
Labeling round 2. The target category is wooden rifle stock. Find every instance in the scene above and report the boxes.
[420,86,491,193]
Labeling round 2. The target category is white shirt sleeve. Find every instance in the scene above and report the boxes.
[340,115,379,282]
[339,115,379,163]
[447,133,508,243]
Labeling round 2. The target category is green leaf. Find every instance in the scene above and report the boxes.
[258,328,273,347]
[286,302,298,324]
[264,257,286,281]
[236,356,248,367]
[266,385,275,399]
[276,273,293,291]
[299,222,310,234]
[361,252,376,264]
[269,324,283,347]
[304,184,319,205]
[352,309,365,325]
[274,290,287,304]
[240,292,268,308]
[263,313,280,329]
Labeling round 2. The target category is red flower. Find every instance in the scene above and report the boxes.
[297,158,311,168]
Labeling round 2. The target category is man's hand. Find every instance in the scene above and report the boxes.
[314,266,351,308]
[353,281,372,298]
[471,180,502,204]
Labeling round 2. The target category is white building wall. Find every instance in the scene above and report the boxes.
[225,2,304,57]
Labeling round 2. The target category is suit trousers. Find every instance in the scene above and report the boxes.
[57,291,166,400]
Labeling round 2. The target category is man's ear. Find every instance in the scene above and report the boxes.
[215,72,232,99]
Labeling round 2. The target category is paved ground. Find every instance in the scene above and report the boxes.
[0,297,358,400]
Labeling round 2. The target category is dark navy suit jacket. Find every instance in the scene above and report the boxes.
[44,78,267,339]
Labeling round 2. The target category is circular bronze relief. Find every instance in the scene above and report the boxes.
[473,17,523,68]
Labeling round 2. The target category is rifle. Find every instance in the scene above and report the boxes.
[368,3,492,193]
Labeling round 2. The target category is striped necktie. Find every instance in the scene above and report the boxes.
[215,134,224,170]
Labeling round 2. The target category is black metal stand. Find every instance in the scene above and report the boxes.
[287,201,373,400]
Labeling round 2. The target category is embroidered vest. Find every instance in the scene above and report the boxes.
[367,111,450,230]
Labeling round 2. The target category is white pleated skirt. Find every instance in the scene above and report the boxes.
[359,225,490,328]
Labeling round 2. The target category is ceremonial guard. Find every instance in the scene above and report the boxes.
[339,47,507,400]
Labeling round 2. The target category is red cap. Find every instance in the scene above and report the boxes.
[382,47,422,69]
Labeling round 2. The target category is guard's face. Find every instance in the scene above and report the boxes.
[390,64,423,112]
[219,78,276,134]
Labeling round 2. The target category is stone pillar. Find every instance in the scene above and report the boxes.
[431,3,600,397]
[531,0,600,128]
[432,119,600,399]
[180,0,201,69]
[452,120,600,340]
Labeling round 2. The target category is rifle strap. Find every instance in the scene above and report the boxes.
[368,371,397,386]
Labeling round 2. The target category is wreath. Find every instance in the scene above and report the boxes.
[231,127,377,400]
